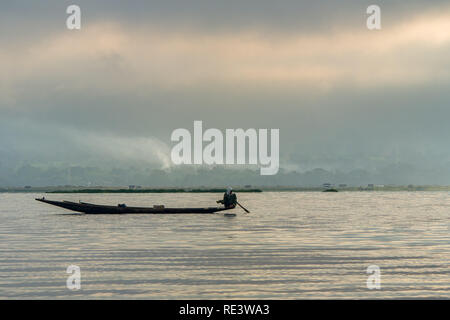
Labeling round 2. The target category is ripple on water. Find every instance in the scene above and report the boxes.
[0,192,449,299]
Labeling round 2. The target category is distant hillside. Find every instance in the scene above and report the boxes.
[2,163,450,188]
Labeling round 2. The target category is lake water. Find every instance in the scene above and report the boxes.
[0,192,449,299]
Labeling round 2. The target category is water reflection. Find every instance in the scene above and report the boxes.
[0,192,449,298]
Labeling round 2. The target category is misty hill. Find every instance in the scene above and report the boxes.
[2,163,450,188]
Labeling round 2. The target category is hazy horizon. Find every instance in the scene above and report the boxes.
[2,1,450,186]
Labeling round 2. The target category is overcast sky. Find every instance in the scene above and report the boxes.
[1,1,450,183]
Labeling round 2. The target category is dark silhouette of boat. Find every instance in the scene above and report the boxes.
[36,198,232,214]
[323,188,338,192]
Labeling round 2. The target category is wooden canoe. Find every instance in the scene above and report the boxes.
[35,198,232,214]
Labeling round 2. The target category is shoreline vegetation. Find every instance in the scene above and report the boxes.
[47,188,263,194]
[2,185,450,193]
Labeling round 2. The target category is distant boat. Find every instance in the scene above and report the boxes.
[36,198,232,214]
[323,188,338,192]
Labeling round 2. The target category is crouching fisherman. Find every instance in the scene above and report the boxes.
[217,187,237,208]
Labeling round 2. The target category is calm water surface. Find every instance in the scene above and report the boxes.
[0,192,449,299]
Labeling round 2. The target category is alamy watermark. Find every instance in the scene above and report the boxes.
[367,5,381,30]
[66,5,81,30]
[171,121,279,175]
[66,265,81,290]
[366,265,381,289]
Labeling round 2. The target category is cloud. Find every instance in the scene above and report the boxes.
[1,7,450,112]
[74,132,173,168]
[1,1,450,184]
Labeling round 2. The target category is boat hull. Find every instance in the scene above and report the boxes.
[36,198,231,214]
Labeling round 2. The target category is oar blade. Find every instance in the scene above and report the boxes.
[237,201,250,213]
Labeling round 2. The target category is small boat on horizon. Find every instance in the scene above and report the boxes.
[323,188,338,192]
[35,198,233,214]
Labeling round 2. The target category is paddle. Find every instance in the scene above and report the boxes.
[236,201,250,214]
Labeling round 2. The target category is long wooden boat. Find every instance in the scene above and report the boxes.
[35,198,232,214]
